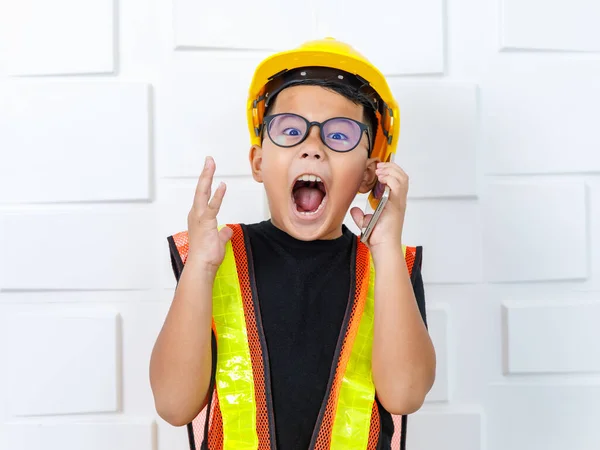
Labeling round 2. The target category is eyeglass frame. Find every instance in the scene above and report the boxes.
[261,113,372,155]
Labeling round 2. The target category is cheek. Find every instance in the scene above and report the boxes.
[260,146,290,196]
[333,157,367,194]
[260,142,287,169]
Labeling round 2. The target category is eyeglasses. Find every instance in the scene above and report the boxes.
[262,113,371,154]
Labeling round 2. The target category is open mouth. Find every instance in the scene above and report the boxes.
[292,174,327,215]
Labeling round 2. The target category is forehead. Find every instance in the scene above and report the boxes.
[269,85,364,122]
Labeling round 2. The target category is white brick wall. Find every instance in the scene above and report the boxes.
[0,0,598,449]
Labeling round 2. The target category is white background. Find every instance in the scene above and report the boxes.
[0,0,599,449]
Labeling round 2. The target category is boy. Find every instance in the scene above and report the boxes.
[150,38,435,450]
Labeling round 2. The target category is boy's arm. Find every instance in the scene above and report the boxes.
[149,156,233,426]
[149,258,216,426]
[370,243,436,415]
[353,161,435,415]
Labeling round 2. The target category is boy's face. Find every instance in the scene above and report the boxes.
[249,85,378,241]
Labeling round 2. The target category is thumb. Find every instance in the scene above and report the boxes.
[350,207,368,232]
[218,226,233,244]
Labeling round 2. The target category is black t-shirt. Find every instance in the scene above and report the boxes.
[245,220,427,450]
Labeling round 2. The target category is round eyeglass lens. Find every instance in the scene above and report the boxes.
[268,114,307,147]
[322,118,362,151]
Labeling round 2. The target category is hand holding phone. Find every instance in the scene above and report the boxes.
[360,181,390,244]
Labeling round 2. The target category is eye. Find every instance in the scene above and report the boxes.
[327,132,349,141]
[283,128,302,136]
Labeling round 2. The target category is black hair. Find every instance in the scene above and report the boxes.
[263,79,379,151]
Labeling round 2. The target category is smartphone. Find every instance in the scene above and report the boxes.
[360,181,390,244]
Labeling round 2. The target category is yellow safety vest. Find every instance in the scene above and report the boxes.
[168,224,420,450]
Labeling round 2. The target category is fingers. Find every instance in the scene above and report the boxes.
[350,207,368,231]
[218,225,234,244]
[376,171,402,192]
[375,162,409,201]
[193,156,216,212]
[375,162,408,184]
[206,182,227,218]
[189,156,227,224]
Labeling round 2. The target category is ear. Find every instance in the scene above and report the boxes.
[249,145,264,183]
[358,157,379,193]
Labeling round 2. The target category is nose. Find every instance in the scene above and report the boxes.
[299,126,325,160]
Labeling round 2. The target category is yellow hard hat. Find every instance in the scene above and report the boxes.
[247,37,400,163]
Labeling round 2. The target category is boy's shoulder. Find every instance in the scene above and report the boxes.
[167,222,422,278]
